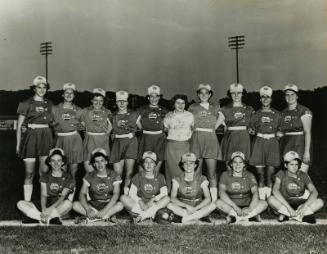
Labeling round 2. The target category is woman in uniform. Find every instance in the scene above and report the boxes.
[17,148,74,224]
[163,95,194,190]
[280,84,312,172]
[167,153,216,223]
[110,91,139,195]
[216,151,267,223]
[73,148,123,223]
[16,76,54,203]
[268,151,324,223]
[51,83,83,179]
[137,85,167,175]
[189,83,222,201]
[120,151,170,223]
[80,88,112,173]
[216,83,254,164]
[248,86,282,200]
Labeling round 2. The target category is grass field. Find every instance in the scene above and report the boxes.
[1,131,327,253]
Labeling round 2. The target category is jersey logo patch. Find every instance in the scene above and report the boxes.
[92,114,103,121]
[148,113,158,119]
[62,113,72,120]
[117,119,128,127]
[96,183,108,193]
[287,183,299,190]
[184,186,193,195]
[234,112,244,120]
[284,116,292,123]
[50,183,60,193]
[231,182,241,191]
[35,106,46,113]
[144,183,154,193]
[261,116,271,123]
[199,111,210,117]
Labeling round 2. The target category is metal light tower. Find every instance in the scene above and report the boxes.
[228,35,245,83]
[40,42,53,83]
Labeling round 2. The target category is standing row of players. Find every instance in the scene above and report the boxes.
[15,76,318,221]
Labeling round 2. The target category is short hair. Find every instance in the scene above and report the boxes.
[284,158,302,169]
[90,152,109,165]
[196,89,213,99]
[45,151,67,167]
[228,157,248,170]
[171,94,188,109]
[178,159,200,171]
[227,88,247,99]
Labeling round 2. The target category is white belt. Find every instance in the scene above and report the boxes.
[227,126,247,131]
[257,133,276,139]
[115,133,134,139]
[57,131,78,136]
[143,130,163,135]
[285,131,304,136]
[195,128,214,133]
[27,124,49,129]
[86,132,107,136]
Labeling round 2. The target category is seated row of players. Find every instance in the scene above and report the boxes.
[17,148,323,224]
[16,76,312,208]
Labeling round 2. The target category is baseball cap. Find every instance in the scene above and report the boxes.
[283,151,300,162]
[93,88,106,97]
[148,85,161,96]
[63,83,76,91]
[284,84,298,93]
[230,151,246,161]
[197,83,212,92]
[91,148,108,157]
[33,76,47,86]
[259,86,272,97]
[229,83,244,93]
[181,153,197,163]
[49,148,65,157]
[116,90,128,101]
[142,151,157,162]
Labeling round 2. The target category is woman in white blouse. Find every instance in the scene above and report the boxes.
[163,95,194,190]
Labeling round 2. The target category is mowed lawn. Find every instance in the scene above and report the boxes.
[1,131,327,254]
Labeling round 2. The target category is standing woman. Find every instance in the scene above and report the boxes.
[163,95,194,190]
[167,153,216,223]
[280,84,312,172]
[249,86,282,200]
[73,148,123,222]
[51,83,83,179]
[137,85,167,174]
[16,76,54,203]
[120,151,170,222]
[110,91,139,195]
[80,88,112,173]
[17,148,74,224]
[216,83,254,163]
[189,83,222,201]
[216,152,267,223]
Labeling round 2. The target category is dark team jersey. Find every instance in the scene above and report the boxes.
[80,106,112,133]
[188,103,220,129]
[249,108,281,134]
[84,169,122,201]
[40,171,75,198]
[280,104,312,132]
[138,105,167,131]
[111,109,139,135]
[52,103,83,133]
[275,170,312,198]
[173,174,208,202]
[131,172,166,200]
[17,97,53,125]
[219,104,254,127]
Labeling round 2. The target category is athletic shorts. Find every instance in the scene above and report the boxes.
[280,135,305,161]
[83,134,110,161]
[221,130,251,161]
[286,197,307,210]
[137,132,166,162]
[231,196,251,207]
[55,133,83,164]
[250,136,280,167]
[190,131,222,160]
[109,136,138,163]
[89,200,109,211]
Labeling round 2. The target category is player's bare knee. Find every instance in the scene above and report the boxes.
[72,201,81,211]
[316,198,324,208]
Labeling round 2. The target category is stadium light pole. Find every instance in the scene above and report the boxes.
[228,35,245,83]
[40,42,53,83]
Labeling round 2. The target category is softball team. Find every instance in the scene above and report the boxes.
[15,76,323,224]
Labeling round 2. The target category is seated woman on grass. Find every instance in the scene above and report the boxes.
[167,153,216,223]
[17,148,74,225]
[120,151,170,223]
[268,151,324,224]
[216,151,267,223]
[73,148,123,223]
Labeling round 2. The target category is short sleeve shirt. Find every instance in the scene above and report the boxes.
[80,106,112,133]
[40,171,75,198]
[219,171,257,199]
[52,103,83,133]
[17,97,53,125]
[173,174,209,201]
[163,111,194,141]
[188,103,220,129]
[111,110,139,135]
[249,108,281,134]
[219,104,254,128]
[138,105,167,131]
[84,169,122,201]
[280,104,312,132]
[275,170,312,198]
[131,172,167,201]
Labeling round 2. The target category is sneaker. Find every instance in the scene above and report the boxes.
[278,214,289,222]
[226,216,237,224]
[302,215,316,224]
[22,216,39,224]
[49,217,63,225]
[169,213,182,223]
[199,216,211,223]
[106,215,118,223]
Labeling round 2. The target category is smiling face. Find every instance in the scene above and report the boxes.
[198,88,211,103]
[116,100,128,111]
[231,157,245,173]
[63,89,75,103]
[34,84,47,98]
[143,157,156,173]
[174,98,185,112]
[260,95,272,107]
[49,154,64,171]
[92,95,104,110]
[183,160,196,173]
[231,91,242,103]
[285,90,298,105]
[93,155,108,172]
[149,94,160,107]
[285,159,300,174]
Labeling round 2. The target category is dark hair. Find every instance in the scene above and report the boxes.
[228,157,248,170]
[171,94,188,109]
[90,152,109,165]
[45,151,67,168]
[227,88,247,99]
[139,157,158,168]
[178,159,200,171]
[284,158,302,169]
[146,94,163,101]
[196,89,213,99]
[92,93,108,108]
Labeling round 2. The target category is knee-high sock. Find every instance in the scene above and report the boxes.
[24,185,33,202]
[210,187,218,202]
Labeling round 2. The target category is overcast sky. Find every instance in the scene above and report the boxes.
[0,0,326,100]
